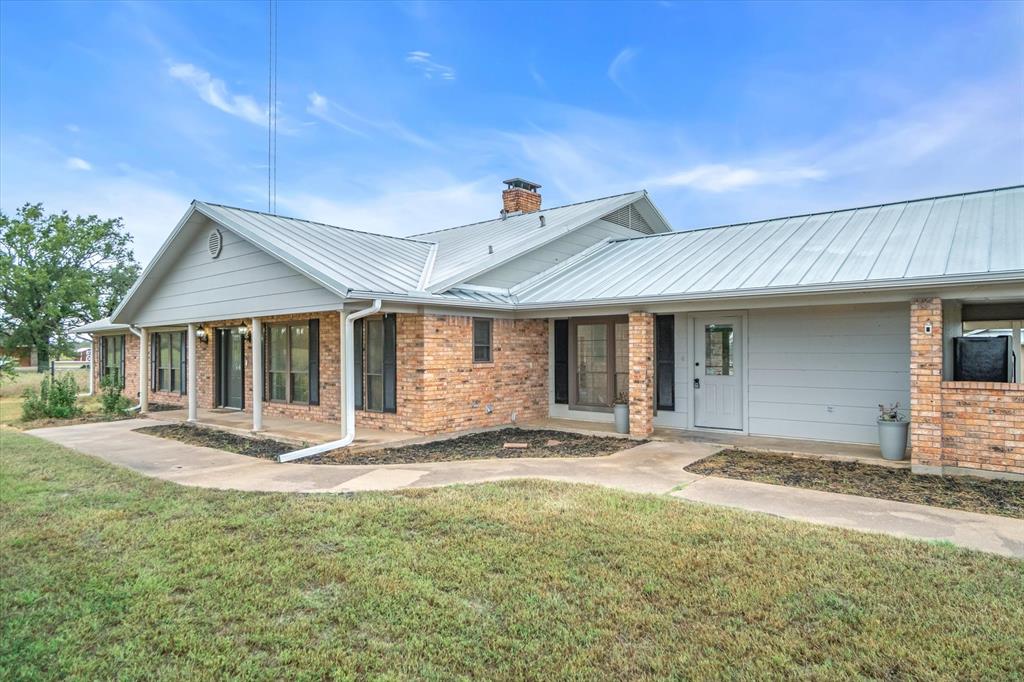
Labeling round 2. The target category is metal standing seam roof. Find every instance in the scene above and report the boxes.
[515,186,1024,304]
[194,201,435,295]
[412,191,654,291]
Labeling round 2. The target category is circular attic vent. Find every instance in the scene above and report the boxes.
[208,229,223,258]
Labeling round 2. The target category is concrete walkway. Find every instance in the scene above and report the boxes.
[28,418,1024,558]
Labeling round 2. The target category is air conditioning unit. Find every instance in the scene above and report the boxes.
[952,336,1014,382]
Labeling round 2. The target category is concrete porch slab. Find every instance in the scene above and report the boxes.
[150,407,419,452]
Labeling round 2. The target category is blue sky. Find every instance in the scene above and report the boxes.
[2,0,1022,264]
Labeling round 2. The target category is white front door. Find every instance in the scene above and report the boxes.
[693,316,743,430]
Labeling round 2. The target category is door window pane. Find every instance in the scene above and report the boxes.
[577,323,608,405]
[705,324,734,376]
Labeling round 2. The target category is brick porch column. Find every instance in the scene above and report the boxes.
[628,312,655,437]
[910,298,943,469]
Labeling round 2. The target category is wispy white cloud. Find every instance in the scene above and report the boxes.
[306,91,437,149]
[65,157,93,171]
[276,172,494,237]
[65,123,81,133]
[529,64,546,89]
[406,51,456,81]
[651,164,825,192]
[167,61,267,126]
[607,47,639,90]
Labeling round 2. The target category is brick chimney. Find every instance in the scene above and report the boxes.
[502,178,542,214]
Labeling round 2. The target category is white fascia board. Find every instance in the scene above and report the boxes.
[513,270,1024,312]
[192,202,352,299]
[424,192,643,295]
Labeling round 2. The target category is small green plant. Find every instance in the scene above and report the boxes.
[878,402,906,422]
[21,374,82,421]
[0,355,17,387]
[99,374,133,416]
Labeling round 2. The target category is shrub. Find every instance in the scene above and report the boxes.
[99,374,133,416]
[0,356,17,387]
[21,374,82,421]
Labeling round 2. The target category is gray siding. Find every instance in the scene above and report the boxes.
[746,303,910,444]
[132,226,341,326]
[470,219,636,289]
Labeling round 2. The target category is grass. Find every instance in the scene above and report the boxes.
[2,431,1022,680]
[686,449,1024,519]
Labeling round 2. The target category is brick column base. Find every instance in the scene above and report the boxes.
[628,312,655,437]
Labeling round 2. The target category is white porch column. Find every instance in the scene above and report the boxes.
[338,309,347,438]
[252,318,263,432]
[139,327,149,413]
[187,323,197,423]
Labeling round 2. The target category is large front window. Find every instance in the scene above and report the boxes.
[354,314,397,413]
[154,331,184,393]
[268,323,310,404]
[102,335,125,386]
[571,317,628,408]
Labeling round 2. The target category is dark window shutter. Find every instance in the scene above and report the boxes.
[308,318,320,406]
[554,320,569,404]
[100,336,107,382]
[263,329,270,402]
[353,318,364,410]
[383,314,397,413]
[151,335,158,391]
[179,332,187,395]
[119,335,126,388]
[656,315,675,411]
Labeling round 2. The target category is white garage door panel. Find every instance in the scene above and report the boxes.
[746,303,910,445]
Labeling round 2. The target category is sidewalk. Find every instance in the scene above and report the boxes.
[28,417,1024,558]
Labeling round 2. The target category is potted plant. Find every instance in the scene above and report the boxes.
[877,402,909,461]
[613,392,629,434]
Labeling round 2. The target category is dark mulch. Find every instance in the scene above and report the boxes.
[309,428,643,465]
[686,449,1024,519]
[146,402,183,412]
[134,424,293,459]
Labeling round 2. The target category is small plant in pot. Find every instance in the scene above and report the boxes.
[613,392,629,434]
[877,402,909,461]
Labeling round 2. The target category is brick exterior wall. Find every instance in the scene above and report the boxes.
[502,188,541,214]
[909,298,944,467]
[628,312,655,437]
[937,382,1024,476]
[106,311,548,437]
[910,297,1024,478]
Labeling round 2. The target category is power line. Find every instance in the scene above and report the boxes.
[267,0,278,213]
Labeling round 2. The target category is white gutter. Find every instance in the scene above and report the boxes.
[277,299,382,463]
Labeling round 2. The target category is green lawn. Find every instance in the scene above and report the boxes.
[2,431,1022,680]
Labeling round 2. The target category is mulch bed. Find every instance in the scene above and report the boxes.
[134,424,293,459]
[685,449,1024,519]
[308,428,643,465]
[133,425,640,466]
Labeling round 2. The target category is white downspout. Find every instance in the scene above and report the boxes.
[79,335,95,397]
[126,325,144,411]
[278,299,381,463]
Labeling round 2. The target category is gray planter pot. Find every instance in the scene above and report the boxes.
[613,403,629,434]
[878,419,909,461]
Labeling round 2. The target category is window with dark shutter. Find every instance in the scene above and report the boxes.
[656,315,675,411]
[383,314,396,413]
[266,321,313,405]
[308,319,320,406]
[353,318,363,410]
[554,320,569,404]
[473,318,492,363]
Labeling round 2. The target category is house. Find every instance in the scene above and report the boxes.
[75,180,1024,479]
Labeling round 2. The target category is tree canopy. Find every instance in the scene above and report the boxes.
[0,203,140,367]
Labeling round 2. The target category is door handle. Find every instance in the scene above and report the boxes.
[694,378,700,389]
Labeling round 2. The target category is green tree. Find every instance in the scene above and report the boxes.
[0,204,140,370]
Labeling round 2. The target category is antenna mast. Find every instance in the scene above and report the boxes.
[267,0,278,213]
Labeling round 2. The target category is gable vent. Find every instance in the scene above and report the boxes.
[602,204,654,234]
[208,229,223,258]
